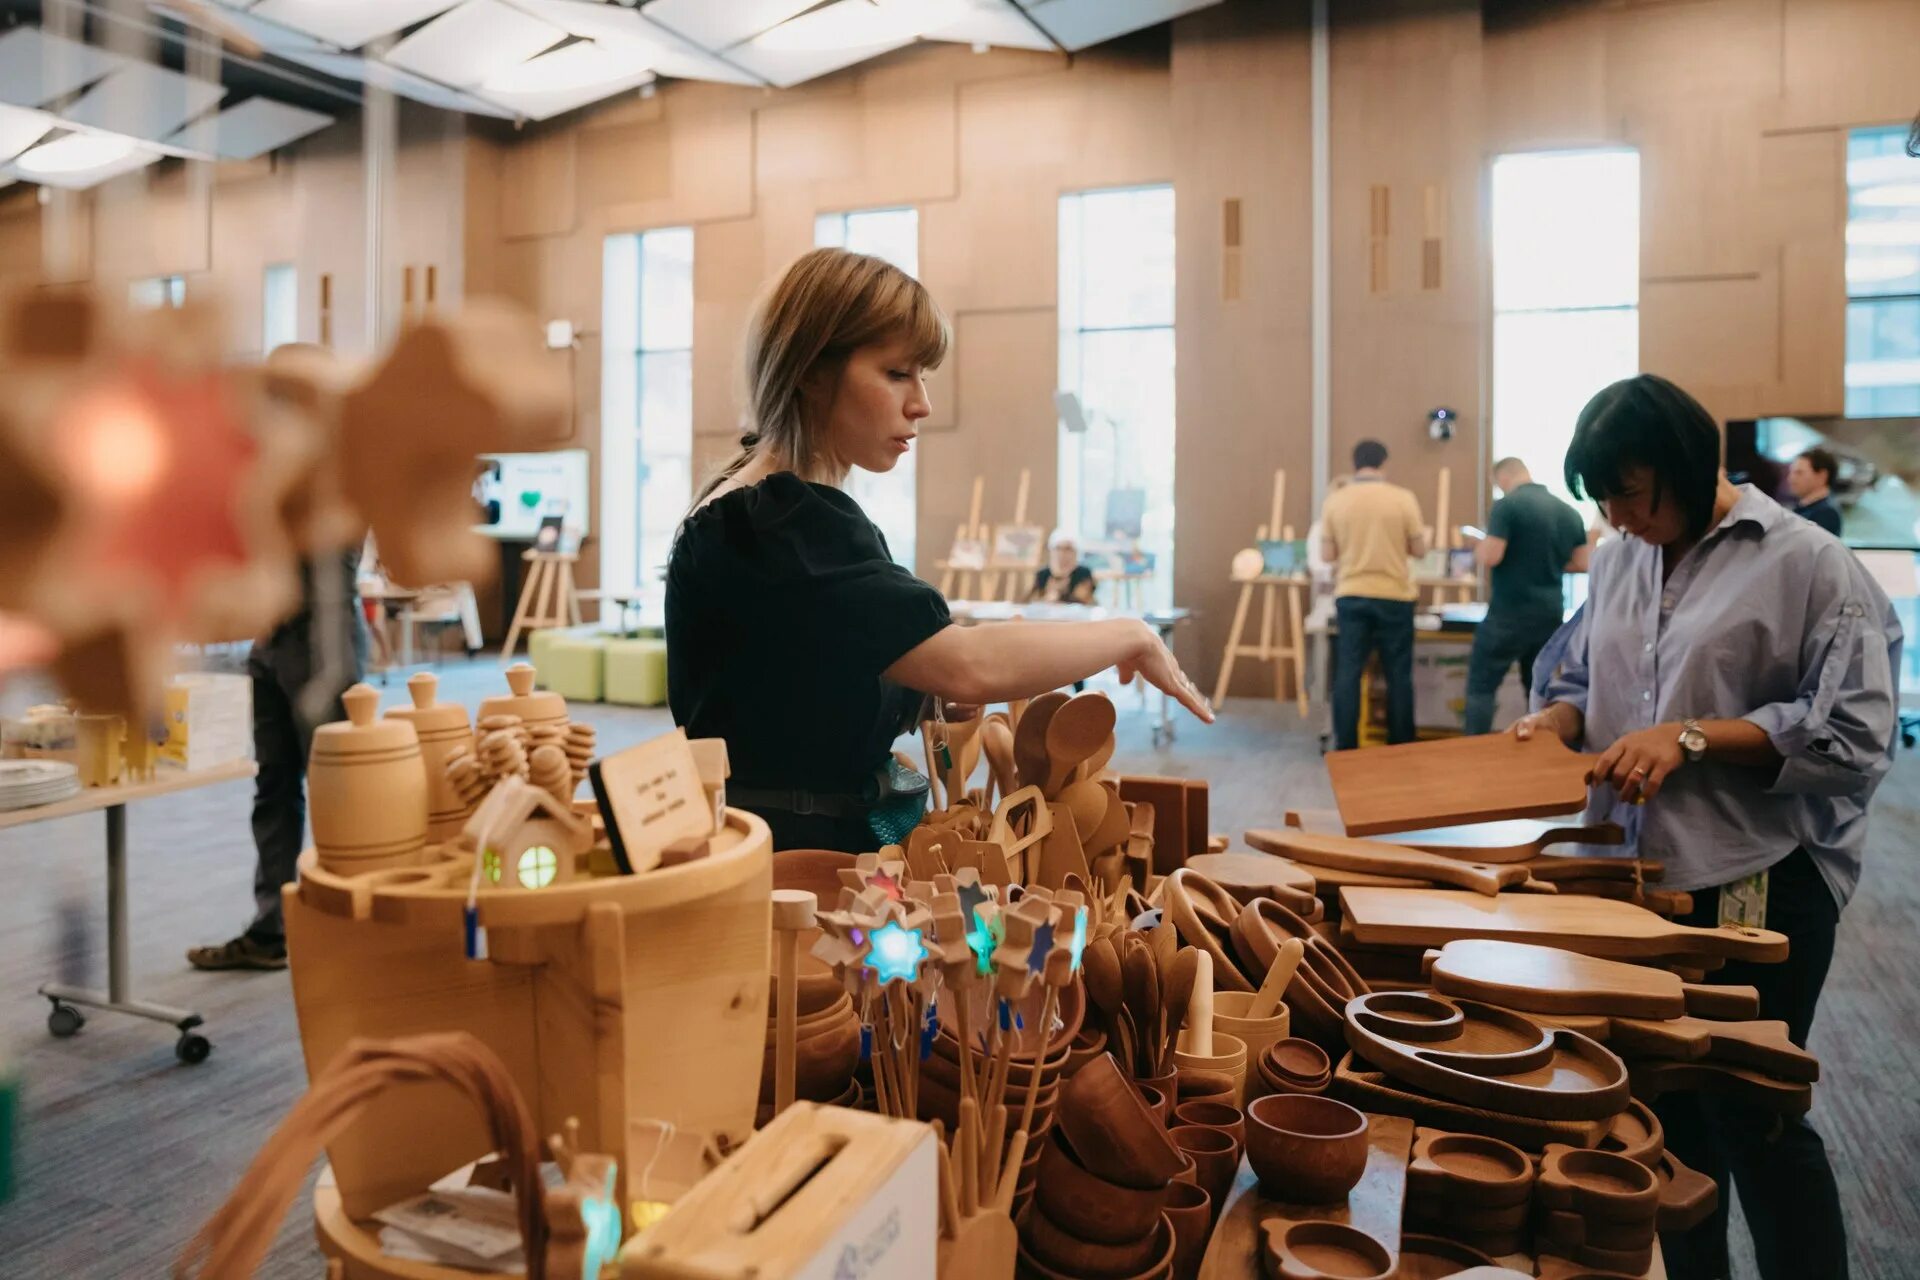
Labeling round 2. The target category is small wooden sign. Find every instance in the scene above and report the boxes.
[588,728,710,875]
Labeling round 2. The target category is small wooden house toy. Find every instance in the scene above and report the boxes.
[464,775,592,890]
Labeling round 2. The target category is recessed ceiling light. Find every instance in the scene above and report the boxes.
[14,132,140,176]
[484,40,652,95]
[754,0,968,54]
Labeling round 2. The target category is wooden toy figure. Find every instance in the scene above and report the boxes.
[464,775,592,891]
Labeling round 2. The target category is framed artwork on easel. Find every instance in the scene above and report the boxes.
[988,524,1045,571]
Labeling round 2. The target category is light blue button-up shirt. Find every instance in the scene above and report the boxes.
[1532,484,1903,906]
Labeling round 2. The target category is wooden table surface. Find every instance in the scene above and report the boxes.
[0,758,256,831]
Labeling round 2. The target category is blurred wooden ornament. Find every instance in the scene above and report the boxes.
[338,301,568,588]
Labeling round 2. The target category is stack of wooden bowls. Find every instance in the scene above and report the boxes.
[1404,1126,1535,1257]
[756,955,861,1126]
[1018,1055,1183,1280]
[920,1031,1068,1208]
[1533,1144,1661,1275]
[1254,1037,1333,1097]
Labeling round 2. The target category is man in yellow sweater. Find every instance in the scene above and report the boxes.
[1320,439,1427,748]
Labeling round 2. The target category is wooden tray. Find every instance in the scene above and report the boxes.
[1324,734,1598,837]
[1244,829,1531,896]
[1339,888,1790,964]
[1627,1059,1814,1114]
[1184,851,1320,915]
[1607,1016,1819,1082]
[1343,992,1631,1121]
[1329,1053,1608,1152]
[1429,940,1762,1021]
[1196,1113,1412,1280]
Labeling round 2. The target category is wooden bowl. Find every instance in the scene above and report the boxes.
[930,1025,1072,1087]
[1261,1038,1333,1089]
[1065,1025,1110,1078]
[920,1038,1061,1102]
[1161,1180,1212,1278]
[766,952,844,1019]
[1174,1069,1237,1108]
[1059,1054,1188,1190]
[1169,1124,1239,1215]
[1018,1211,1174,1280]
[917,1067,1056,1136]
[1133,1082,1171,1127]
[1034,1128,1171,1245]
[765,991,855,1043]
[770,848,855,900]
[1408,1129,1534,1210]
[1173,1030,1248,1076]
[1392,1233,1497,1279]
[1261,1219,1393,1280]
[1210,990,1293,1062]
[1173,1100,1245,1150]
[1538,1146,1659,1222]
[935,975,1087,1062]
[758,1009,860,1104]
[1245,1094,1370,1204]
[1021,1203,1162,1277]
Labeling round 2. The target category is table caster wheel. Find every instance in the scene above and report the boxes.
[176,1032,212,1064]
[47,1003,84,1038]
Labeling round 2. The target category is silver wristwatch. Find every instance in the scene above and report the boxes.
[1678,718,1708,763]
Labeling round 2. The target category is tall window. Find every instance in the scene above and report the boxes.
[601,227,693,603]
[129,275,185,310]
[1057,185,1176,611]
[262,263,298,354]
[1490,150,1640,500]
[1845,127,1920,416]
[816,207,920,573]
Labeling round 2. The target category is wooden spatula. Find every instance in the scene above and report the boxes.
[1042,691,1116,796]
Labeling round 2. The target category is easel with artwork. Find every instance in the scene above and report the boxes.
[985,469,1044,603]
[937,477,990,600]
[1211,470,1309,712]
[500,548,582,663]
[1423,465,1476,607]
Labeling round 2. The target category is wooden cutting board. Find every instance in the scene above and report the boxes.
[1118,774,1189,876]
[1429,940,1763,1021]
[1244,829,1531,897]
[1628,1060,1812,1115]
[1183,851,1321,917]
[1325,734,1598,837]
[1340,888,1790,964]
[1385,818,1625,864]
[1197,1114,1412,1280]
[1607,1016,1819,1082]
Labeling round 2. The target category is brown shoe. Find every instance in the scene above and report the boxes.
[186,935,288,971]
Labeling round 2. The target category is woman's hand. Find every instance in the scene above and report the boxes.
[1510,701,1582,748]
[1589,723,1686,804]
[1116,621,1215,723]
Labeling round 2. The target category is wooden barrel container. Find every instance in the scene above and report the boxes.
[385,672,476,843]
[309,684,427,874]
[479,662,569,731]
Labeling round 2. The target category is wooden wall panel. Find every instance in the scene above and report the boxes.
[1635,104,1765,280]
[1778,0,1920,129]
[499,127,577,241]
[1640,272,1778,422]
[1602,0,1782,118]
[691,216,765,443]
[576,118,675,215]
[1481,0,1612,152]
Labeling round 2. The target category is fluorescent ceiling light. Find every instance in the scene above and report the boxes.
[1847,253,1920,285]
[1846,221,1920,248]
[754,0,969,53]
[484,40,651,94]
[15,132,140,176]
[1857,183,1920,210]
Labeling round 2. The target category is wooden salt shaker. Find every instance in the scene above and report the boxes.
[309,683,428,875]
[771,889,819,1118]
[385,672,476,842]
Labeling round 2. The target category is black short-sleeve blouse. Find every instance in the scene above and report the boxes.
[666,473,950,850]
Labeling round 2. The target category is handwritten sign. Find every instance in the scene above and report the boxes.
[589,728,710,874]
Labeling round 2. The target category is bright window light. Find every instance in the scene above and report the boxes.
[755,0,966,52]
[1844,127,1920,416]
[262,263,298,354]
[15,132,138,176]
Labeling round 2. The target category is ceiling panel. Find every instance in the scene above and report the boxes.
[248,0,464,51]
[148,1,329,53]
[386,0,565,89]
[0,27,128,108]
[62,62,228,142]
[505,0,764,85]
[482,40,655,121]
[164,95,333,159]
[727,0,952,89]
[0,105,58,164]
[278,49,520,117]
[921,0,1058,52]
[1021,0,1223,51]
[4,134,165,190]
[639,0,816,51]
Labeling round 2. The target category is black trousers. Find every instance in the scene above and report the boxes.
[243,646,352,945]
[1332,596,1415,750]
[1654,847,1848,1280]
[1463,611,1559,735]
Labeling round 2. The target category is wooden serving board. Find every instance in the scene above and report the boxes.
[1387,818,1625,864]
[1339,888,1790,964]
[1329,1054,1609,1153]
[1196,1113,1412,1280]
[1184,851,1321,916]
[1518,854,1660,883]
[1118,774,1189,876]
[1325,734,1597,837]
[1245,829,1531,896]
[1607,1016,1820,1082]
[1629,1060,1813,1115]
[1429,940,1762,1021]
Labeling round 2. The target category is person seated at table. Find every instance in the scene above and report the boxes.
[1029,531,1097,605]
[666,248,1211,853]
[1514,372,1900,1280]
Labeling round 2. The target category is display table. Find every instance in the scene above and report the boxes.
[0,758,257,1064]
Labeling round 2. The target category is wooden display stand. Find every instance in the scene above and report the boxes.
[938,477,990,601]
[1425,466,1474,608]
[1211,470,1309,712]
[501,548,583,662]
[284,805,774,1233]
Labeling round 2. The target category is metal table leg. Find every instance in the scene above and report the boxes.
[1152,621,1177,749]
[40,804,211,1064]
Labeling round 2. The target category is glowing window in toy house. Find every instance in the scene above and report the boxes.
[517,845,559,889]
[482,847,504,884]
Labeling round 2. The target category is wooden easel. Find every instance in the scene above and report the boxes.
[1211,470,1309,713]
[1426,465,1474,607]
[501,548,581,662]
[938,477,988,600]
[986,469,1035,603]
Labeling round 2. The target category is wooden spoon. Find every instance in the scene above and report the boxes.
[980,717,1017,806]
[1086,784,1131,857]
[1122,935,1160,1077]
[1159,947,1200,1076]
[1043,692,1117,796]
[1079,734,1116,783]
[1248,937,1305,1021]
[1081,934,1131,1068]
[1013,691,1069,792]
[943,713,982,803]
[1060,778,1108,842]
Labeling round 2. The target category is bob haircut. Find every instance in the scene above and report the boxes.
[1564,374,1721,541]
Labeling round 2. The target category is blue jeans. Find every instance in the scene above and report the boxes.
[1463,611,1559,735]
[1332,596,1415,750]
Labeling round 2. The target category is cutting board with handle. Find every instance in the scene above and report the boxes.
[1325,733,1598,837]
[1340,888,1789,964]
[1384,818,1625,865]
[1607,1015,1819,1082]
[1245,829,1531,897]
[1430,939,1762,1021]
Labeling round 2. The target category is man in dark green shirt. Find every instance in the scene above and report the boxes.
[1463,458,1589,734]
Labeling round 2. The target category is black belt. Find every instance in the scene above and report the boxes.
[729,785,870,819]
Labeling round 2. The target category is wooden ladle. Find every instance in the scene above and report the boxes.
[1043,692,1117,797]
[1013,691,1070,792]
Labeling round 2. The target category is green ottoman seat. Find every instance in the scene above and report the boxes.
[536,633,607,703]
[605,638,668,707]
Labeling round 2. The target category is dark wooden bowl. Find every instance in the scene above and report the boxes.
[1246,1093,1369,1204]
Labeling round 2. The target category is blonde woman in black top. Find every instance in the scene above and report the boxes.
[667,249,1211,852]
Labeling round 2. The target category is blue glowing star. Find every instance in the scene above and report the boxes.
[580,1166,623,1279]
[1069,906,1088,973]
[1026,920,1055,975]
[966,912,1000,976]
[864,920,928,984]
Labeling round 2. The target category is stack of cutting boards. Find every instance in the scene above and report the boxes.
[1423,939,1818,1115]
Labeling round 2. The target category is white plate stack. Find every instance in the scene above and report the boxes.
[0,760,81,812]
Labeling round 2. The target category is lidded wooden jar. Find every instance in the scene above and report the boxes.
[309,683,427,874]
[478,662,568,731]
[385,672,476,843]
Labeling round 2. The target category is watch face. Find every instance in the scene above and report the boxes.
[1681,727,1707,756]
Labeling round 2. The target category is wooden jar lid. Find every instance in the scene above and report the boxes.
[477,662,567,725]
[313,684,419,757]
[385,672,471,736]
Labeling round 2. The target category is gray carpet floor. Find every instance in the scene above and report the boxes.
[0,655,1912,1277]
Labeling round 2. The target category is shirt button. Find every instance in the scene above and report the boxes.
[1644,642,1653,653]
[1642,691,1652,701]
[1661,595,1674,609]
